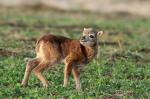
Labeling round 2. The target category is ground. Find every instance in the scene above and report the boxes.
[0,9,150,98]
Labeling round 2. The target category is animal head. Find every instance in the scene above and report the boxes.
[80,28,103,47]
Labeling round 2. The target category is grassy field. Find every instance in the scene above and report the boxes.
[0,9,150,98]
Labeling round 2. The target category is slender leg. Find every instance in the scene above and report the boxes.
[63,62,72,87]
[33,61,49,87]
[72,66,81,91]
[21,58,40,86]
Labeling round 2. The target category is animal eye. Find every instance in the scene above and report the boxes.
[89,35,94,38]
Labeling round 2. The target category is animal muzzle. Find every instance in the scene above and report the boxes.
[80,36,87,42]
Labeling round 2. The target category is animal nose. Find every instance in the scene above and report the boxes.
[81,36,85,40]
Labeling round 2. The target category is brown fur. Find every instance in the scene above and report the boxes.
[21,28,103,90]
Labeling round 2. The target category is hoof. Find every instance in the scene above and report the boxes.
[43,83,48,87]
[63,84,67,87]
[21,83,27,87]
[76,84,81,91]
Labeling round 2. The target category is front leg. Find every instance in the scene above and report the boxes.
[72,66,81,91]
[63,62,72,87]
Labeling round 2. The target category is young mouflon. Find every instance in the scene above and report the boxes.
[21,28,103,90]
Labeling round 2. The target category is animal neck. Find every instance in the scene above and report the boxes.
[80,43,98,60]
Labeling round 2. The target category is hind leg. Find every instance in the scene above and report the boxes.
[21,58,40,86]
[33,60,50,87]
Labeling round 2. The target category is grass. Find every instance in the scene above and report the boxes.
[0,9,150,98]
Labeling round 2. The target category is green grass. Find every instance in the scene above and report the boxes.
[0,9,150,98]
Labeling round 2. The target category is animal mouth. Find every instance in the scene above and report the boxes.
[80,40,95,46]
[80,38,88,42]
[80,40,86,44]
[80,39,86,42]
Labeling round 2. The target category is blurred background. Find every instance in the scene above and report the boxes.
[0,0,150,17]
[0,0,150,98]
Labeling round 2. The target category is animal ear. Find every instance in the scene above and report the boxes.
[97,31,103,36]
